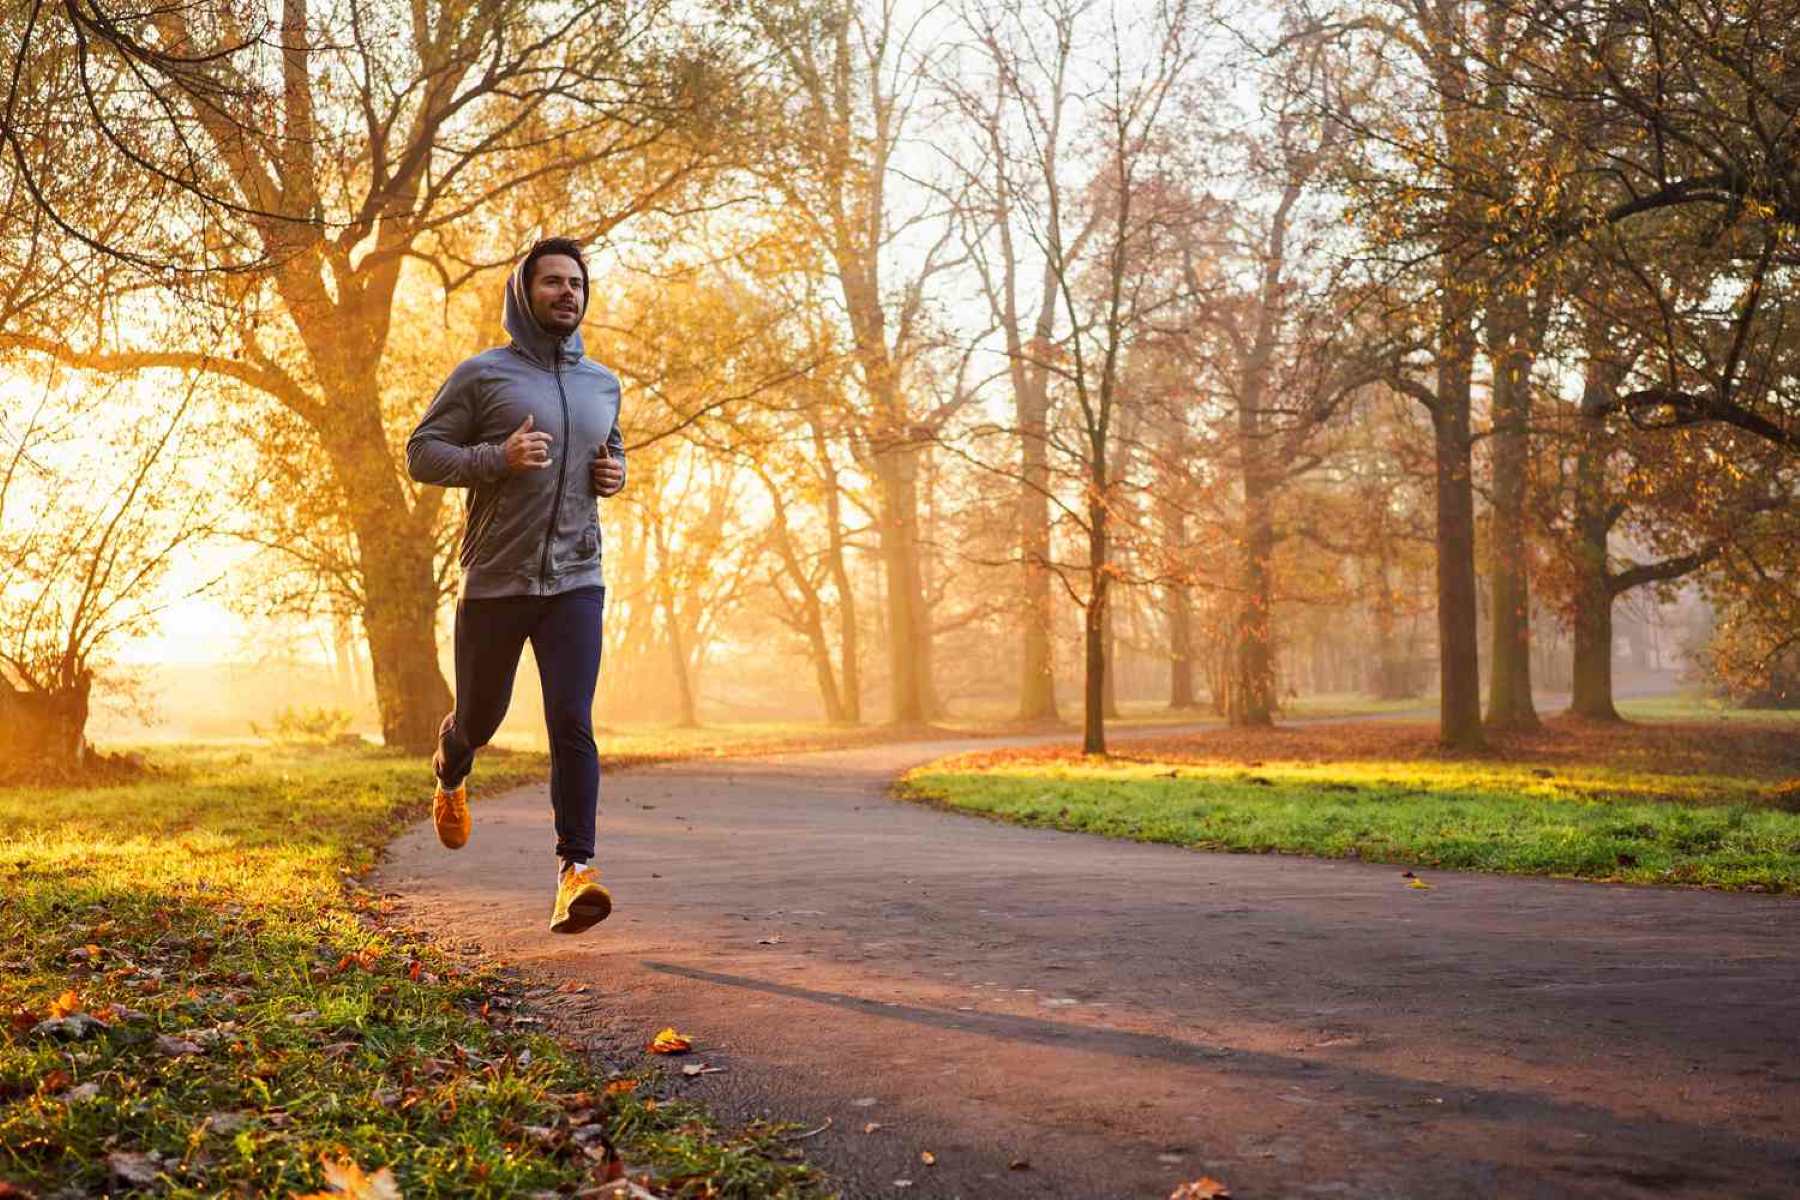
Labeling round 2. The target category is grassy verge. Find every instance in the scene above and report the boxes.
[0,745,821,1198]
[1616,694,1800,724]
[899,719,1800,891]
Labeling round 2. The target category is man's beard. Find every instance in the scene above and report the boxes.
[537,307,581,335]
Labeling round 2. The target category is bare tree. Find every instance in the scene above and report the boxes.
[0,367,223,770]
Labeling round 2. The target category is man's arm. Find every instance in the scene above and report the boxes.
[592,415,627,497]
[406,361,510,487]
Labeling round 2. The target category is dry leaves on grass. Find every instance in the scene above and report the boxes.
[292,1156,402,1200]
[647,1027,692,1055]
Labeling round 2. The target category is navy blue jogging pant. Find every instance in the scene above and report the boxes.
[434,584,604,862]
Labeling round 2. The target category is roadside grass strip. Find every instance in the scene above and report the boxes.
[0,745,821,1198]
[901,726,1800,891]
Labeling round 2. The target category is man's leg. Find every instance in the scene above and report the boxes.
[529,585,604,864]
[436,595,536,790]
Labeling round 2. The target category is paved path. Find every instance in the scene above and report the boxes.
[376,733,1800,1199]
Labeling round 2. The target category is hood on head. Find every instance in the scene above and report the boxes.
[504,254,586,368]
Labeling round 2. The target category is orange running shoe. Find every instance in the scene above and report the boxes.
[433,782,470,849]
[550,862,612,934]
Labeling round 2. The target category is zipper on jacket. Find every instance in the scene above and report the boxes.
[538,360,572,588]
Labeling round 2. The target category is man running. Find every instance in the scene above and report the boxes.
[405,236,625,934]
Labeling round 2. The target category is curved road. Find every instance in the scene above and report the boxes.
[375,732,1800,1199]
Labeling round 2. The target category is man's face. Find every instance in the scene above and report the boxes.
[528,254,585,336]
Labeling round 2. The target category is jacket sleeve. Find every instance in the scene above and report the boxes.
[603,412,626,494]
[406,360,510,487]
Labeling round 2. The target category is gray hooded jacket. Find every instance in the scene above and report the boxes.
[406,260,625,600]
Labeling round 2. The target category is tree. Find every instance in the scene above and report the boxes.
[0,367,222,771]
[2,0,743,749]
[743,0,970,725]
[1493,0,1800,454]
[987,0,1199,753]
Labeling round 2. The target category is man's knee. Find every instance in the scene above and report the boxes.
[545,708,596,751]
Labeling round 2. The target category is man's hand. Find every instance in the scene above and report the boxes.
[504,415,552,472]
[592,446,625,497]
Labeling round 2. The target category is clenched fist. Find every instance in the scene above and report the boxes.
[505,414,552,472]
[592,446,624,497]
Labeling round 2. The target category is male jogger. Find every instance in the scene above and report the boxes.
[405,236,625,934]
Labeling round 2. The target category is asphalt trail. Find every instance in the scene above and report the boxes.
[375,729,1800,1199]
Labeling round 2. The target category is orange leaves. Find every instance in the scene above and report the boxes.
[647,1027,692,1055]
[48,989,82,1018]
[292,1156,402,1200]
[1169,1178,1231,1199]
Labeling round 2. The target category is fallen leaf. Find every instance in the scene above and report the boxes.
[555,980,590,994]
[47,989,81,1018]
[1169,1177,1231,1199]
[1008,1157,1031,1170]
[863,1122,883,1134]
[292,1155,403,1199]
[155,1034,203,1057]
[0,1182,37,1198]
[920,1151,936,1166]
[756,935,783,945]
[680,1062,724,1077]
[603,1078,639,1095]
[1407,878,1432,890]
[31,1013,108,1041]
[647,1027,692,1055]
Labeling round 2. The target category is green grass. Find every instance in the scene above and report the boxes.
[1616,694,1800,724]
[900,752,1800,891]
[0,744,821,1198]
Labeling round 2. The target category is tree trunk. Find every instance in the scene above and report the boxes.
[1018,384,1058,720]
[874,443,929,725]
[1568,376,1622,720]
[813,420,862,724]
[1102,601,1120,719]
[313,331,450,753]
[1083,487,1109,755]
[0,674,91,772]
[1433,298,1485,749]
[667,614,699,728]
[1484,298,1540,729]
[1232,475,1277,726]
[764,471,848,724]
[1371,541,1410,698]
[1167,581,1195,709]
[1569,569,1619,720]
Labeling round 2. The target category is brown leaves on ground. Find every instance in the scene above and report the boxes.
[1169,1178,1231,1199]
[292,1156,402,1200]
[945,717,1800,781]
